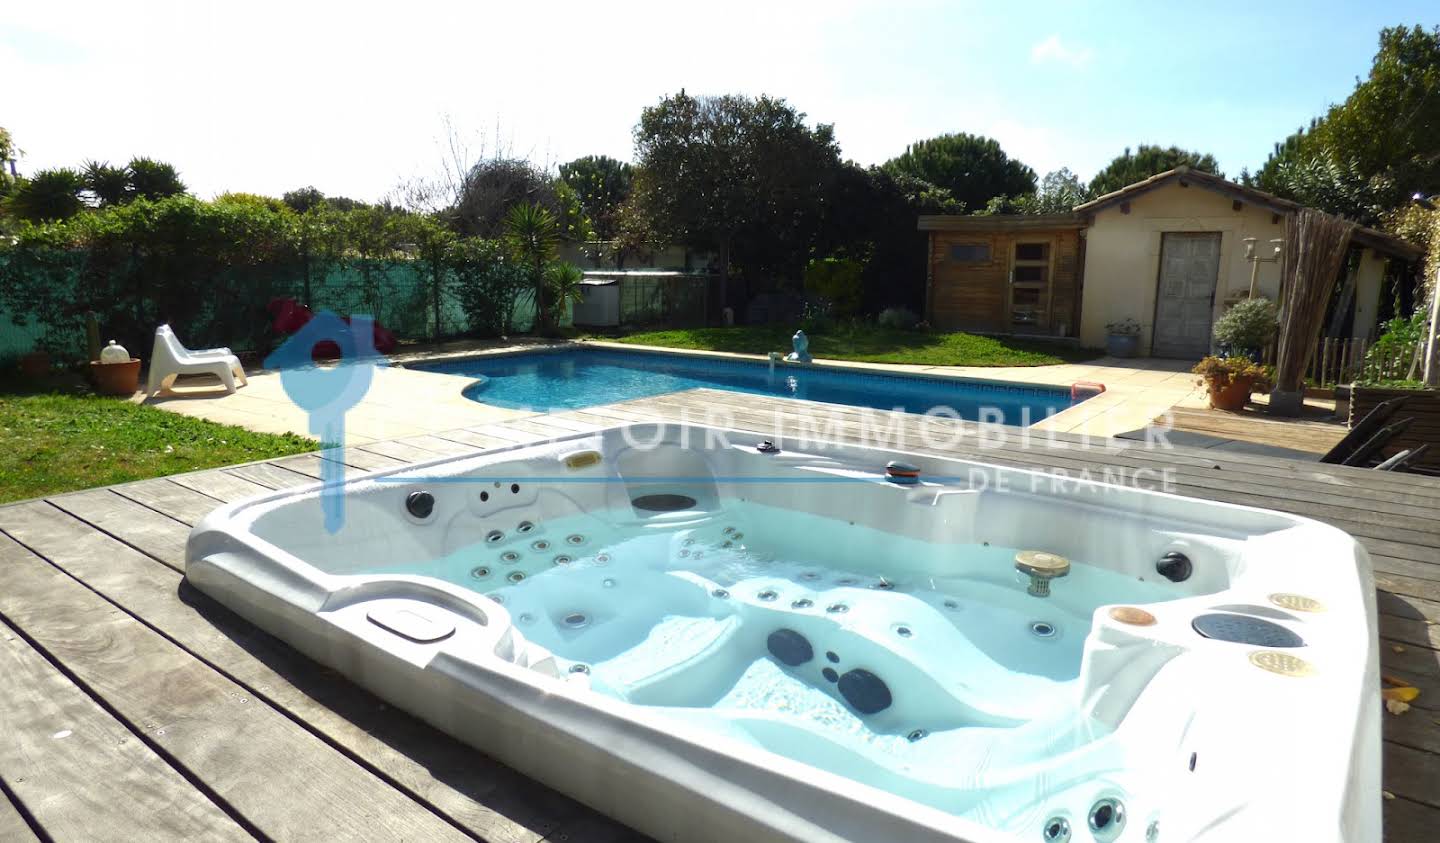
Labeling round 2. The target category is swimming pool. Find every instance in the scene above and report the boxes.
[411,348,1078,424]
[187,424,1379,843]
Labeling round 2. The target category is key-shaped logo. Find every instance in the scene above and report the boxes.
[264,312,385,532]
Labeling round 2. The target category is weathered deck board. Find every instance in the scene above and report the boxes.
[0,618,246,841]
[5,387,1440,841]
[1165,405,1348,455]
[356,438,456,463]
[0,530,472,842]
[312,446,411,472]
[391,434,484,456]
[169,468,274,504]
[114,478,227,524]
[0,501,587,843]
[0,786,37,842]
[224,461,314,490]
[55,489,191,571]
[433,427,528,450]
[465,423,550,444]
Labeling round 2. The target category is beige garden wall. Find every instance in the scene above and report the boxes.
[1079,182,1288,353]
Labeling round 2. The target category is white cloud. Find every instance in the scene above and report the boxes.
[1030,35,1094,68]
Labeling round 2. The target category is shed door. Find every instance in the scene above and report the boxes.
[1152,232,1221,358]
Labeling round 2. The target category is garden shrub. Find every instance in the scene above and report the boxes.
[1,196,297,359]
[803,256,865,318]
[448,238,528,337]
[0,187,580,360]
[1360,311,1427,383]
[1212,297,1278,352]
[877,306,919,330]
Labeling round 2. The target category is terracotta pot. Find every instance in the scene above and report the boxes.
[19,351,50,380]
[1207,375,1256,411]
[90,359,142,396]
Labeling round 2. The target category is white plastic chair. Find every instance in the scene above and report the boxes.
[146,325,248,397]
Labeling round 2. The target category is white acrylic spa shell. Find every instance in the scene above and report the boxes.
[185,424,1379,843]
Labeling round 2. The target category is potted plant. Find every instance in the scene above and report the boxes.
[1212,297,1278,361]
[90,340,142,396]
[1105,318,1142,358]
[1193,356,1274,411]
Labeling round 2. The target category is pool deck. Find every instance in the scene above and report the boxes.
[2,390,1438,840]
[146,340,1202,441]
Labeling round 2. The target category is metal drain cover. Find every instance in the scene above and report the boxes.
[1192,613,1303,648]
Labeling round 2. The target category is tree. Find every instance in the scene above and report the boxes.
[82,161,131,207]
[5,168,86,222]
[1250,119,1322,193]
[559,155,633,240]
[983,168,1091,215]
[631,91,842,306]
[126,157,186,200]
[450,158,587,241]
[882,133,1035,214]
[392,213,457,339]
[283,186,326,213]
[448,237,527,337]
[452,158,550,238]
[0,126,15,180]
[1253,26,1440,225]
[325,195,369,212]
[0,127,15,216]
[812,163,961,313]
[1088,145,1221,196]
[1310,26,1440,193]
[504,202,562,334]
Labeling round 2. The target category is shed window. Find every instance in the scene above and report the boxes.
[1014,242,1049,262]
[949,243,990,262]
[1014,265,1046,283]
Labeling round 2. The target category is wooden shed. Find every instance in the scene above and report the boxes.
[917,214,1085,336]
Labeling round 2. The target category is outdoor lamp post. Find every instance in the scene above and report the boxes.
[1242,237,1284,299]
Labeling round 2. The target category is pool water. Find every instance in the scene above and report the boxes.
[376,501,1173,820]
[412,349,1077,423]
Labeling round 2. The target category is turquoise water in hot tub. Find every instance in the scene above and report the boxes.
[375,501,1174,821]
[411,348,1079,424]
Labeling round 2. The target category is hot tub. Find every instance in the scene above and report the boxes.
[186,424,1379,843]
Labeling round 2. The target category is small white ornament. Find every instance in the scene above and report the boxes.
[99,340,130,364]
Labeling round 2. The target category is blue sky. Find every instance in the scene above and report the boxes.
[3,1,1436,201]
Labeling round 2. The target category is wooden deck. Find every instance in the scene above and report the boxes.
[2,388,1438,841]
[1162,404,1348,456]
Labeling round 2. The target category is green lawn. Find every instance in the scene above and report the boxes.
[604,326,1100,367]
[0,379,314,504]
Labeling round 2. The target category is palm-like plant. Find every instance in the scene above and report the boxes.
[6,168,85,221]
[83,160,132,207]
[504,202,561,334]
[127,157,186,200]
[545,262,586,311]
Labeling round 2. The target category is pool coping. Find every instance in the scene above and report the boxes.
[398,340,1098,427]
[396,339,1082,392]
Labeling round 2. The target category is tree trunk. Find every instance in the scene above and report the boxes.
[534,259,550,336]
